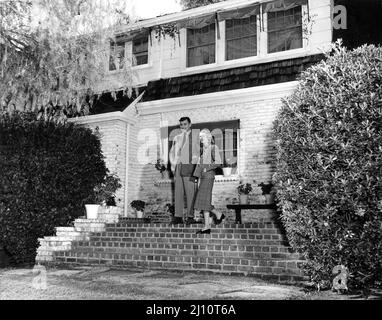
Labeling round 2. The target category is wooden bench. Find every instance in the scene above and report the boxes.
[226,204,277,224]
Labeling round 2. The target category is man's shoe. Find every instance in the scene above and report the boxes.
[170,217,184,225]
[196,228,211,235]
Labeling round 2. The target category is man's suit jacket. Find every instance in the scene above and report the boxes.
[169,129,199,175]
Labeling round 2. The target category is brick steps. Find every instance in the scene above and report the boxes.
[36,213,307,282]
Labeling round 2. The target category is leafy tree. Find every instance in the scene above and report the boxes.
[0,0,132,120]
[273,41,382,291]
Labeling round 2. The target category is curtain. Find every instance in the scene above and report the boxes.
[177,13,216,29]
[114,29,149,43]
[217,3,260,21]
[268,28,302,53]
[262,0,307,12]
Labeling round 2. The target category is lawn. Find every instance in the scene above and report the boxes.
[0,267,380,300]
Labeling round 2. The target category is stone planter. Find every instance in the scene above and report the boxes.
[136,211,144,219]
[85,204,100,219]
[265,194,275,204]
[239,194,249,204]
[222,167,232,177]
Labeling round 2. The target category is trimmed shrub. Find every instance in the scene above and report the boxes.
[0,112,108,265]
[273,42,382,290]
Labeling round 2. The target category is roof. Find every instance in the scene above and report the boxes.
[116,0,265,34]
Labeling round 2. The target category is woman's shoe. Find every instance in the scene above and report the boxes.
[196,229,211,235]
[209,212,218,224]
[216,214,225,225]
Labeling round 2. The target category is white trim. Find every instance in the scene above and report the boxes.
[67,111,136,125]
[124,123,130,217]
[137,81,298,115]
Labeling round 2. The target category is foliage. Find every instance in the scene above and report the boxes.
[130,200,146,212]
[237,183,252,195]
[155,159,167,173]
[177,0,224,10]
[223,157,235,168]
[273,41,382,290]
[85,173,122,205]
[258,182,274,195]
[165,203,175,216]
[0,0,133,120]
[0,111,108,264]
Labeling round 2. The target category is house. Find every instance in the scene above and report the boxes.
[68,0,379,219]
[35,0,382,277]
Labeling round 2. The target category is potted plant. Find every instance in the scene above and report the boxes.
[237,182,252,204]
[84,173,122,219]
[258,182,275,204]
[130,200,146,218]
[222,158,235,177]
[155,158,169,179]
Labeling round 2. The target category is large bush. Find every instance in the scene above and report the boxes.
[0,112,108,265]
[273,43,382,290]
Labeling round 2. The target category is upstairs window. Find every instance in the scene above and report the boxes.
[132,36,149,66]
[109,41,125,71]
[187,23,216,68]
[267,6,303,53]
[226,15,257,61]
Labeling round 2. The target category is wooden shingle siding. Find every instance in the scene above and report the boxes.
[143,53,324,101]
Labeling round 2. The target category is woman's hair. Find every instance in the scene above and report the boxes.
[200,129,212,143]
[199,129,215,153]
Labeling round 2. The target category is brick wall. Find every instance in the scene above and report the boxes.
[77,119,128,211]
[128,92,286,220]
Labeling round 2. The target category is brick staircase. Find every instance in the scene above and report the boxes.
[36,209,307,283]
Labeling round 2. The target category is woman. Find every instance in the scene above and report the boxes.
[193,129,226,234]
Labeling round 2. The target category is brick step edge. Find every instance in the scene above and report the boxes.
[106,222,284,229]
[39,260,308,283]
[54,248,302,260]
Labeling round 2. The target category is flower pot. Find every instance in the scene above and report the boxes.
[239,194,249,204]
[161,171,169,179]
[85,204,100,219]
[136,211,144,218]
[222,167,232,177]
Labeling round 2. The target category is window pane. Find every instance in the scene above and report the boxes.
[133,36,148,66]
[225,15,257,61]
[267,6,302,53]
[187,23,216,67]
[109,41,125,71]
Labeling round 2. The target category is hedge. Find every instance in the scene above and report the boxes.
[273,42,382,290]
[0,112,108,265]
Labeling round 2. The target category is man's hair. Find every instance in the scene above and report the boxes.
[179,117,191,124]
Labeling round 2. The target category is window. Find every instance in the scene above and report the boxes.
[132,36,148,66]
[163,120,239,175]
[226,15,257,60]
[267,6,303,53]
[109,41,125,71]
[187,23,216,68]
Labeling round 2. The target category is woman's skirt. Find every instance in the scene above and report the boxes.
[194,177,214,211]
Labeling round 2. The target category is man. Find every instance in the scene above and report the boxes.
[169,117,200,224]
